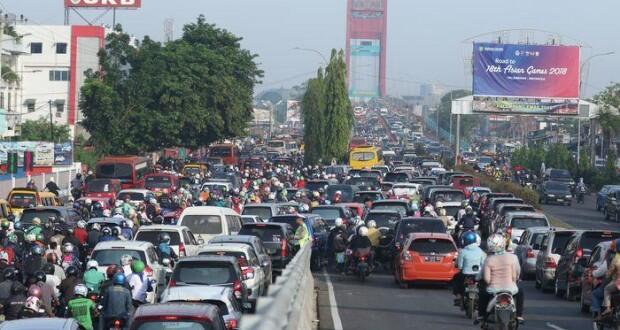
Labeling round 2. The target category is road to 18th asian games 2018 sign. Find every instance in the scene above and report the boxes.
[65,0,141,8]
[473,42,580,99]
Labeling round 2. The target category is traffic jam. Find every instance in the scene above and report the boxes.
[0,107,615,330]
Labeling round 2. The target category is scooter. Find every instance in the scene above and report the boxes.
[593,293,620,330]
[463,274,479,319]
[346,248,372,282]
[482,291,518,330]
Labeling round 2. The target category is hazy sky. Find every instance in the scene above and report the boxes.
[4,0,619,97]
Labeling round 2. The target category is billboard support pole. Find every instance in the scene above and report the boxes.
[455,114,461,168]
[577,118,581,164]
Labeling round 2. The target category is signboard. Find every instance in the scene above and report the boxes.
[64,0,141,8]
[349,39,381,98]
[286,100,301,123]
[473,42,580,99]
[473,99,578,116]
[33,142,54,166]
[54,142,73,166]
[0,141,72,166]
[351,0,384,10]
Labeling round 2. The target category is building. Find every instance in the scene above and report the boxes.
[0,23,104,138]
[346,0,387,101]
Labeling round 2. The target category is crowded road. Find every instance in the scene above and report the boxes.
[317,194,616,330]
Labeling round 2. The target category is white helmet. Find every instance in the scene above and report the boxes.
[424,205,434,213]
[74,284,88,297]
[24,296,41,311]
[359,226,369,237]
[63,243,74,253]
[102,209,111,217]
[85,199,92,205]
[32,217,41,226]
[87,260,99,270]
[487,233,506,254]
[150,198,157,204]
[435,201,443,209]
[115,200,123,207]
[120,254,133,266]
[334,218,344,227]
[367,220,377,229]
[77,220,86,229]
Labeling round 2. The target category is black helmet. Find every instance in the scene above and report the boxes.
[65,265,79,277]
[42,263,55,275]
[34,270,46,283]
[159,233,171,244]
[31,245,44,256]
[76,173,82,179]
[10,282,24,294]
[2,267,16,280]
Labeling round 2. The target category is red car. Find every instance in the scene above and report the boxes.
[130,302,229,330]
[84,179,122,204]
[143,173,180,196]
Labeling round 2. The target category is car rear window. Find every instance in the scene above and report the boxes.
[311,208,341,220]
[409,238,456,254]
[581,232,620,251]
[400,220,447,236]
[270,216,300,231]
[92,249,146,266]
[372,204,407,216]
[384,173,408,183]
[239,225,284,242]
[365,213,399,229]
[551,233,573,254]
[118,192,145,201]
[9,193,36,208]
[242,206,273,220]
[432,191,465,203]
[136,321,210,330]
[135,231,181,245]
[181,215,223,235]
[174,261,235,285]
[510,217,548,229]
[20,210,62,225]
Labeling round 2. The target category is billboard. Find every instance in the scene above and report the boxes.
[473,42,580,99]
[54,143,74,166]
[0,142,72,166]
[64,0,141,8]
[351,0,384,10]
[286,100,301,123]
[349,39,381,98]
[473,99,578,116]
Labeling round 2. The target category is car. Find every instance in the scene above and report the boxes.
[239,222,295,271]
[130,302,228,330]
[394,232,459,288]
[554,230,620,300]
[493,204,537,229]
[538,181,573,206]
[242,203,279,220]
[544,168,576,191]
[269,214,328,270]
[0,318,81,330]
[198,243,266,308]
[134,225,205,257]
[535,229,578,292]
[383,171,411,184]
[476,156,493,170]
[177,206,242,243]
[305,179,332,193]
[514,227,549,277]
[90,240,167,303]
[335,202,366,218]
[393,217,448,251]
[241,215,264,224]
[597,185,620,212]
[579,241,613,313]
[391,183,420,200]
[201,181,234,195]
[311,205,350,228]
[353,191,384,203]
[19,206,82,228]
[370,200,415,217]
[604,189,620,222]
[117,189,157,207]
[503,212,550,245]
[325,184,359,203]
[364,209,401,231]
[208,235,273,288]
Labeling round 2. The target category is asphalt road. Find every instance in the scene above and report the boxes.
[316,194,612,330]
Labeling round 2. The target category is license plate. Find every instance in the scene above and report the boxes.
[424,256,442,262]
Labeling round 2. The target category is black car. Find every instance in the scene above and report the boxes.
[539,181,573,206]
[239,223,295,271]
[20,207,82,228]
[393,217,447,250]
[604,189,620,222]
[554,230,620,300]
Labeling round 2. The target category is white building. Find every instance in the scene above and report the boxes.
[0,23,104,138]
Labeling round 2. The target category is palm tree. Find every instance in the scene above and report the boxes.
[597,108,620,155]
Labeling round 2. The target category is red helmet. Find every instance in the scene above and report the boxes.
[46,253,57,264]
[27,285,42,299]
[106,265,120,279]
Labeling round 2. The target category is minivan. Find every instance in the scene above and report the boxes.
[177,206,242,243]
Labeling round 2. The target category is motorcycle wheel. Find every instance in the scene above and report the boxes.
[466,299,475,319]
[359,271,366,283]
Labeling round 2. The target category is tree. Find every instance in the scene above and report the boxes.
[322,49,352,162]
[436,90,482,143]
[302,69,325,165]
[593,83,620,155]
[19,118,70,142]
[80,17,262,155]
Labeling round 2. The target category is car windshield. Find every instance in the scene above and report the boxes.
[326,166,346,175]
[20,210,62,225]
[87,180,113,193]
[510,217,548,229]
[354,193,382,203]
[347,178,379,189]
[409,238,456,254]
[305,181,329,192]
[311,208,341,220]
[174,261,235,285]
[210,147,232,157]
[546,182,569,191]
[551,233,573,254]
[384,173,408,183]
[393,187,416,197]
[365,213,399,229]
[372,204,407,216]
[181,215,223,235]
[239,225,285,243]
[136,322,209,330]
[326,186,354,202]
[135,231,181,245]
[581,232,620,251]
[243,207,272,219]
[97,163,133,183]
[118,192,145,202]
[270,216,301,231]
[550,170,571,179]
[144,176,172,189]
[9,193,36,208]
[92,249,146,266]
[400,220,447,236]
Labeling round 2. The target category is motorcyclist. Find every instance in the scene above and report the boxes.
[477,233,523,324]
[5,282,27,320]
[366,220,380,248]
[22,245,45,281]
[25,217,43,237]
[455,206,477,239]
[348,226,374,270]
[126,260,152,307]
[600,238,620,317]
[120,255,134,277]
[576,177,586,204]
[99,227,116,242]
[457,200,469,221]
[0,267,22,307]
[74,221,88,246]
[83,260,105,294]
[60,243,80,270]
[28,271,55,316]
[157,233,178,261]
[19,296,46,319]
[101,273,133,327]
[120,221,133,241]
[87,223,102,248]
[453,231,486,306]
[591,239,617,319]
[70,173,83,200]
[59,266,80,304]
[435,201,451,228]
[67,284,98,330]
[329,218,348,273]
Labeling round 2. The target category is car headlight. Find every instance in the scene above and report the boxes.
[547,194,555,197]
[566,195,572,199]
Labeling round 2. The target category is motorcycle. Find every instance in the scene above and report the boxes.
[105,317,127,330]
[593,293,620,330]
[463,274,479,319]
[482,291,518,330]
[346,248,372,282]
[375,228,394,272]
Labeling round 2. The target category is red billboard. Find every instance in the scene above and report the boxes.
[64,0,141,8]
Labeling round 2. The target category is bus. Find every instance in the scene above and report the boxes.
[209,144,239,166]
[95,156,151,189]
[349,146,381,170]
[267,139,286,155]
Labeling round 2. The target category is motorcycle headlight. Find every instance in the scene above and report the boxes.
[566,195,572,199]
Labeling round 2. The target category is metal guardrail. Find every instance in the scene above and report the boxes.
[241,243,315,330]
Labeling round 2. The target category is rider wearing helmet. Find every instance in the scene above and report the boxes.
[455,206,477,238]
[366,220,380,247]
[477,233,523,324]
[601,238,620,318]
[22,245,45,281]
[0,267,21,306]
[20,296,46,319]
[26,217,43,237]
[68,283,98,330]
[452,231,486,306]
[59,265,80,303]
[126,260,152,307]
[5,282,27,320]
[83,260,105,294]
[28,271,54,316]
[327,218,348,271]
[157,233,178,261]
[99,227,116,242]
[101,273,133,327]
[74,221,88,245]
[457,200,469,221]
[87,223,102,248]
[120,254,134,276]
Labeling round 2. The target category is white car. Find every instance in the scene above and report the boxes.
[117,189,157,206]
[134,225,205,257]
[159,286,242,329]
[197,243,266,308]
[90,241,166,303]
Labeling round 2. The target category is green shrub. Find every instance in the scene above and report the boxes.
[458,165,540,208]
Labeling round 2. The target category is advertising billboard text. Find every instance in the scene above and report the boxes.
[473,99,578,116]
[64,0,141,8]
[473,42,580,99]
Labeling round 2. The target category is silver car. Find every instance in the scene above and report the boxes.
[159,286,242,328]
[514,227,549,277]
[0,318,80,330]
[534,229,578,291]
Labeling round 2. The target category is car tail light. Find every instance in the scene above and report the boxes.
[144,265,153,277]
[526,248,535,258]
[506,227,512,237]
[233,280,242,299]
[497,295,511,305]
[168,279,176,288]
[242,266,255,280]
[402,251,412,262]
[113,319,122,329]
[544,257,557,269]
[574,248,583,264]
[359,256,367,262]
[227,319,238,330]
[179,243,186,257]
[281,239,287,258]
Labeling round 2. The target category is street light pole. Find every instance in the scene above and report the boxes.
[293,47,328,66]
[48,100,55,143]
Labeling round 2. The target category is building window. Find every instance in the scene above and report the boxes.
[0,93,4,109]
[49,70,69,81]
[30,42,43,54]
[55,100,65,112]
[25,99,36,113]
[56,43,67,54]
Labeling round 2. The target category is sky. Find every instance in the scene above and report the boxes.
[4,0,619,97]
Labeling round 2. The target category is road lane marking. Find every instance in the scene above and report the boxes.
[546,322,567,330]
[323,269,344,330]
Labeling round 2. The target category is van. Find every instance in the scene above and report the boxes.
[0,199,12,218]
[177,206,243,242]
[7,188,61,217]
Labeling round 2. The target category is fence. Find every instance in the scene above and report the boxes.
[0,164,82,199]
[240,243,315,330]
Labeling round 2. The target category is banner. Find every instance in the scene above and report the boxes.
[64,0,141,8]
[473,42,580,99]
[473,99,578,116]
[33,142,54,166]
[286,100,301,123]
[54,142,73,165]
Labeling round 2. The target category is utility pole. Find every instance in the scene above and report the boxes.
[48,100,55,143]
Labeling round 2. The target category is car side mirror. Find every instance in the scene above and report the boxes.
[261,260,270,268]
[512,239,519,244]
[197,239,205,245]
